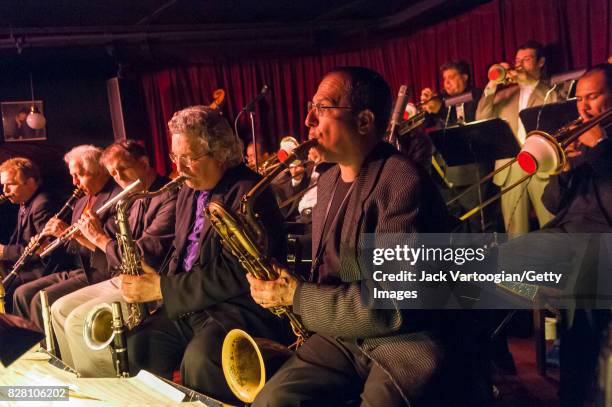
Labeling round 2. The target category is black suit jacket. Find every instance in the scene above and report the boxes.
[293,142,450,397]
[160,164,288,340]
[59,179,122,284]
[103,175,177,273]
[1,188,57,265]
[542,138,612,232]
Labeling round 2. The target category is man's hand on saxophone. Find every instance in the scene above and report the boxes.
[119,260,162,303]
[246,261,298,308]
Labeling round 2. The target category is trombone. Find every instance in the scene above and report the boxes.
[450,108,612,222]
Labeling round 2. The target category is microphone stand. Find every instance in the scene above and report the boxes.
[248,109,259,171]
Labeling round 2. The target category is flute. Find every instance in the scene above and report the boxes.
[40,179,142,258]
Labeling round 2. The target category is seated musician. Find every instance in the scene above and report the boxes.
[12,145,122,330]
[119,106,290,403]
[420,60,498,232]
[541,63,611,406]
[246,67,476,406]
[272,136,312,222]
[0,157,58,310]
[50,140,177,376]
[496,64,612,406]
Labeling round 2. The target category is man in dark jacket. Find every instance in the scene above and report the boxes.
[12,145,122,329]
[0,157,58,310]
[120,106,289,403]
[50,140,177,377]
[248,67,458,406]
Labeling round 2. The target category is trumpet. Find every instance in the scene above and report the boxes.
[3,187,85,290]
[451,109,612,221]
[40,179,142,258]
[488,64,518,85]
[258,136,303,176]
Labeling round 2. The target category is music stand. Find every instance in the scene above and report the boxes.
[519,99,579,134]
[0,313,44,367]
[428,118,519,166]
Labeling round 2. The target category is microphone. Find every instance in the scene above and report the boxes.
[242,85,270,112]
[390,85,410,127]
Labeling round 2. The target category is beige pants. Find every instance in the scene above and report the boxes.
[51,277,127,377]
[500,162,554,237]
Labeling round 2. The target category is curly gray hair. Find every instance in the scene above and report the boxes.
[63,145,105,175]
[168,106,243,167]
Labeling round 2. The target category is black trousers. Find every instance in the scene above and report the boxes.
[12,269,88,329]
[1,265,45,314]
[127,310,247,405]
[253,334,407,407]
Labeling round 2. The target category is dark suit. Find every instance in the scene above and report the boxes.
[273,169,311,222]
[51,174,178,377]
[127,164,289,403]
[103,175,177,272]
[543,138,611,407]
[12,179,121,328]
[254,142,469,407]
[499,138,612,406]
[1,188,58,311]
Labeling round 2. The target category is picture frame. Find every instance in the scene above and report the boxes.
[1,101,47,142]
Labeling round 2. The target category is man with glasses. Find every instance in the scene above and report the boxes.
[476,40,557,236]
[119,106,289,404]
[247,67,472,406]
[49,140,177,377]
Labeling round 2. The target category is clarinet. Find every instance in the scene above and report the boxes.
[2,187,85,290]
[40,180,142,258]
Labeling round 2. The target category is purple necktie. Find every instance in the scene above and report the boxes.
[183,190,209,272]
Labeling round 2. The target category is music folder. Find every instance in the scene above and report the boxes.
[519,99,579,134]
[0,313,44,367]
[428,118,518,166]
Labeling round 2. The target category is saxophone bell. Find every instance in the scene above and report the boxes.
[83,302,130,377]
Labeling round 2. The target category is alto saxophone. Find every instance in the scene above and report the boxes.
[115,175,186,329]
[206,139,318,343]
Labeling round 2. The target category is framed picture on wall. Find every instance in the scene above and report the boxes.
[1,101,47,142]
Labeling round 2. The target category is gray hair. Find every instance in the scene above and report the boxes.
[168,106,243,167]
[63,145,105,175]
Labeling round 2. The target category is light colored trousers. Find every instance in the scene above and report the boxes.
[51,277,128,377]
[499,163,554,237]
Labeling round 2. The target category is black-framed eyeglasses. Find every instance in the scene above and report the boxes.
[168,151,209,167]
[307,101,353,116]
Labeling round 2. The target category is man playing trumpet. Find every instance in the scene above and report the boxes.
[476,40,557,236]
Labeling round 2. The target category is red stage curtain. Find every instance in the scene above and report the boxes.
[141,0,612,176]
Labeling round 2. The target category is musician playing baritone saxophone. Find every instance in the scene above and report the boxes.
[247,67,474,406]
[0,158,59,311]
[49,140,177,376]
[12,145,122,330]
[119,106,290,404]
